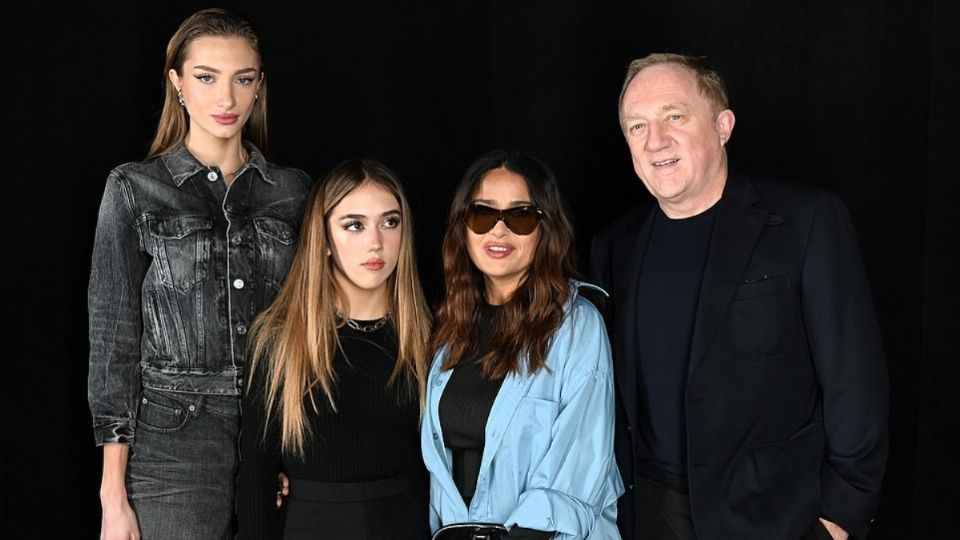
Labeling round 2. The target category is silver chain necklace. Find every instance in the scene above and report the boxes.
[342,314,389,333]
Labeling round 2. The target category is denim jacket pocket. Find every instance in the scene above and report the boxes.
[254,216,297,292]
[146,215,213,292]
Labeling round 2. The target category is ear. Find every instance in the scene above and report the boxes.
[716,109,735,146]
[257,70,265,91]
[168,69,182,92]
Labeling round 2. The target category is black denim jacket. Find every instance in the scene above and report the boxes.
[87,142,310,445]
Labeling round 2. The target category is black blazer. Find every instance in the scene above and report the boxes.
[590,173,888,540]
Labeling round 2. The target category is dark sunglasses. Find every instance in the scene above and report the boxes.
[465,203,543,235]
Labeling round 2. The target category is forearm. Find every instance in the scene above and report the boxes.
[100,443,131,504]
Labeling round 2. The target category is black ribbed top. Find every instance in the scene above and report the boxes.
[237,322,425,538]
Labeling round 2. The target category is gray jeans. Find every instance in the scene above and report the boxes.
[126,388,240,540]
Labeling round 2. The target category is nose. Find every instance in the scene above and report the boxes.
[644,122,670,152]
[218,80,236,109]
[369,228,384,251]
[490,219,510,237]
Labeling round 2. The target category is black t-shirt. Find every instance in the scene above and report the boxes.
[634,204,717,486]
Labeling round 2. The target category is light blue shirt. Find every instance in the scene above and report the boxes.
[421,282,624,539]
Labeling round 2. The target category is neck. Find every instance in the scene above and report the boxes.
[184,130,247,184]
[483,275,521,306]
[338,284,390,320]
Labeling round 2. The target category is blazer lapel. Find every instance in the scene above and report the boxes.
[688,175,767,376]
[617,207,655,432]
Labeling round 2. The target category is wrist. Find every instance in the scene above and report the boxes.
[99,483,128,505]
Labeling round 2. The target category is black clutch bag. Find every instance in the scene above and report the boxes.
[431,522,509,540]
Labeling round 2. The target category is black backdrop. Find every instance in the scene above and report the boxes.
[3,1,958,537]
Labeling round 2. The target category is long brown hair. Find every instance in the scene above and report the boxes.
[147,8,267,158]
[247,160,432,457]
[431,150,578,378]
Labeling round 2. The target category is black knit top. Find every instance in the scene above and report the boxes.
[237,321,426,538]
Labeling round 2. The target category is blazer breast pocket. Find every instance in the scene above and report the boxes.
[730,274,793,360]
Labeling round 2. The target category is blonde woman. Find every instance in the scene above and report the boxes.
[87,9,310,539]
[238,159,433,539]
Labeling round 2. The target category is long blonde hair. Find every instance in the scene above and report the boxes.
[247,159,432,457]
[147,8,267,158]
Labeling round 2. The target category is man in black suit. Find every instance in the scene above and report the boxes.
[590,53,888,540]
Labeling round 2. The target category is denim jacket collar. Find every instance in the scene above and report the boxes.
[162,141,274,187]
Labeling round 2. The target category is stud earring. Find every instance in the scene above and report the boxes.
[177,89,185,107]
[255,93,260,101]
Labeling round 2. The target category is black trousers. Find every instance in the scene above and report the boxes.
[632,474,835,540]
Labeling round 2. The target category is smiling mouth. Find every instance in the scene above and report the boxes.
[652,158,680,167]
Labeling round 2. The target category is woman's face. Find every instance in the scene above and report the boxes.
[466,168,540,304]
[168,36,261,146]
[327,181,403,312]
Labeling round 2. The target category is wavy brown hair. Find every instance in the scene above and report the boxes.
[247,160,432,457]
[431,150,578,378]
[147,8,267,158]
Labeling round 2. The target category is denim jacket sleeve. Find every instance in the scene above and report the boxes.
[504,300,623,539]
[87,172,148,445]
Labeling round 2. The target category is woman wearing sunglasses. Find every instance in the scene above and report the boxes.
[422,150,624,539]
[237,159,433,539]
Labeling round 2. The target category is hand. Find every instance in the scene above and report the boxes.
[100,492,140,540]
[819,518,849,540]
[275,472,290,508]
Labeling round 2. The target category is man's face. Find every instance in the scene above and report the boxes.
[620,64,735,217]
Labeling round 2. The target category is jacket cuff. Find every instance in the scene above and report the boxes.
[820,465,880,539]
[92,418,135,446]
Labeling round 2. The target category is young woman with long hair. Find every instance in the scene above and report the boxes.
[422,150,624,539]
[87,9,311,539]
[237,159,433,539]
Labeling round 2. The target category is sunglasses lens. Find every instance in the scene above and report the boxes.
[466,205,542,235]
[503,207,541,235]
[466,205,499,234]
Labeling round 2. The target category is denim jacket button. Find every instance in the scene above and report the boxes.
[231,234,242,246]
[233,279,245,289]
[236,324,247,335]
[207,171,218,182]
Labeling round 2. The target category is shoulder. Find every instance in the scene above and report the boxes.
[593,200,655,248]
[550,282,611,373]
[109,155,171,187]
[736,173,845,217]
[262,160,313,194]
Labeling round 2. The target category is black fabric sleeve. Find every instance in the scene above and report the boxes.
[237,361,286,539]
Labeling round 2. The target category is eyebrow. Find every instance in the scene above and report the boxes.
[192,65,259,75]
[337,209,401,220]
[621,102,691,121]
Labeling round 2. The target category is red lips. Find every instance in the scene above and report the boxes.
[362,259,385,270]
[212,114,239,125]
